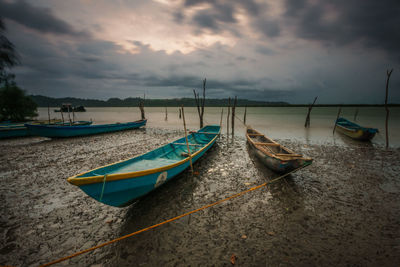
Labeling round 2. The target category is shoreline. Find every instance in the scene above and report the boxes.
[1,127,399,266]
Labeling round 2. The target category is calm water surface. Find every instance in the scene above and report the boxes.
[37,106,400,147]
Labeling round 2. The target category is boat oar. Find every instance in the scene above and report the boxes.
[181,106,194,174]
[333,106,342,134]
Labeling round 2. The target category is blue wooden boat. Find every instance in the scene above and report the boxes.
[246,127,312,173]
[67,125,220,207]
[25,119,146,138]
[0,119,65,139]
[335,117,378,141]
[0,124,28,139]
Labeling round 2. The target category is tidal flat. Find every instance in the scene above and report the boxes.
[1,127,399,266]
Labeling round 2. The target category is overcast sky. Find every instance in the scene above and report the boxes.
[1,0,399,103]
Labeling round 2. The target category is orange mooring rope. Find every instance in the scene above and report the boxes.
[40,164,310,266]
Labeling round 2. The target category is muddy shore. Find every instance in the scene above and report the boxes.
[1,127,399,266]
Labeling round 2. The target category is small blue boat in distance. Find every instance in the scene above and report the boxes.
[335,117,378,141]
[67,125,220,207]
[25,119,146,138]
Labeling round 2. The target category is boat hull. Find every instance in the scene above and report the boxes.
[26,120,146,138]
[335,118,378,141]
[0,127,28,139]
[80,141,215,207]
[68,125,220,207]
[249,142,311,173]
[336,125,377,141]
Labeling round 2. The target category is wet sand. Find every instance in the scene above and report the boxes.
[1,128,399,266]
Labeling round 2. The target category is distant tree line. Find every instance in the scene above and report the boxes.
[30,95,400,108]
[30,95,290,107]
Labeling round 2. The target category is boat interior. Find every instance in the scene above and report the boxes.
[78,125,220,177]
[246,128,302,158]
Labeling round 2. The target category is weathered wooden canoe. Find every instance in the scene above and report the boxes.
[25,119,146,138]
[246,127,312,173]
[335,117,378,141]
[67,125,220,207]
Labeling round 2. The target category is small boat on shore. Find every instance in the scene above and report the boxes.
[335,117,378,141]
[25,119,146,138]
[246,127,312,173]
[54,104,86,112]
[67,125,220,207]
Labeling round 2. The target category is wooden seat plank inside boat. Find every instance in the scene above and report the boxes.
[254,142,280,146]
[275,153,303,157]
[172,143,204,147]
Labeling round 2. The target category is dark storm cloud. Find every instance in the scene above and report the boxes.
[0,0,88,37]
[190,2,237,33]
[254,19,280,38]
[284,0,400,55]
[184,0,216,7]
[237,0,262,16]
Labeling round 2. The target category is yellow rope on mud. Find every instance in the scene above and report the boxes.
[40,164,310,267]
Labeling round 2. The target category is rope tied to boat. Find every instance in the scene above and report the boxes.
[40,163,310,267]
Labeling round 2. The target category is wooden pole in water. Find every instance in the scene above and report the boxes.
[67,105,72,126]
[243,105,247,125]
[353,108,358,122]
[305,96,318,128]
[227,98,231,136]
[61,110,64,124]
[231,96,237,137]
[72,108,75,124]
[179,108,181,119]
[165,107,168,121]
[181,106,194,174]
[385,69,393,149]
[47,105,50,124]
[139,99,145,120]
[333,106,342,134]
[220,108,224,127]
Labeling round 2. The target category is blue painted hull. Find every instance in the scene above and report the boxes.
[0,120,70,139]
[68,125,220,207]
[25,120,146,138]
[0,126,28,139]
[335,117,378,141]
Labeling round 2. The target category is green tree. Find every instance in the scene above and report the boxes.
[0,84,38,121]
[0,18,37,121]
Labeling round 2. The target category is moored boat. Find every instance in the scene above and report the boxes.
[0,119,63,139]
[246,127,312,173]
[67,125,220,207]
[335,117,378,141]
[25,119,146,138]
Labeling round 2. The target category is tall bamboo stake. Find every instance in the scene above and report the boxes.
[227,98,231,136]
[353,108,358,122]
[61,110,64,124]
[333,106,342,134]
[47,105,50,124]
[139,100,145,120]
[243,105,247,125]
[181,106,193,174]
[231,96,237,137]
[305,96,318,127]
[220,108,224,127]
[67,106,72,126]
[165,107,168,121]
[385,69,393,149]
